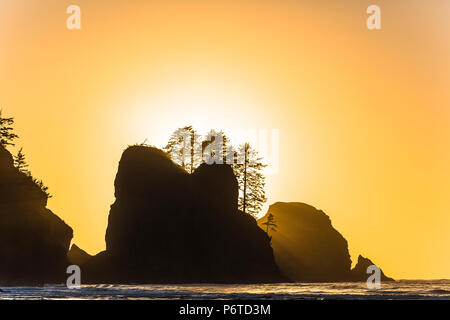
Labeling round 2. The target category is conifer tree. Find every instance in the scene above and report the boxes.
[234,142,267,218]
[0,109,18,147]
[164,126,202,173]
[262,213,277,236]
[14,147,30,175]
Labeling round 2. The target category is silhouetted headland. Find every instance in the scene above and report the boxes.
[0,144,73,285]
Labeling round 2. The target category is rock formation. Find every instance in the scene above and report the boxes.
[0,145,73,285]
[350,255,394,282]
[82,145,284,283]
[258,202,393,282]
[0,139,394,285]
[68,244,92,266]
[258,202,352,282]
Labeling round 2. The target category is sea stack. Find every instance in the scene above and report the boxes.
[82,145,285,284]
[258,202,394,282]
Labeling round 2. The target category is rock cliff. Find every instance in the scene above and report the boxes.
[350,255,394,282]
[258,202,393,282]
[0,145,73,285]
[68,244,92,266]
[258,202,352,282]
[83,146,284,283]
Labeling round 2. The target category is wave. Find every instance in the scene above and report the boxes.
[1,281,450,300]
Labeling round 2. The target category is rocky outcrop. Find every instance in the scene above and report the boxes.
[83,145,284,283]
[68,244,92,266]
[258,202,394,282]
[258,202,352,282]
[350,255,394,282]
[0,145,73,285]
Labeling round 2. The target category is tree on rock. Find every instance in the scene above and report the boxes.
[262,213,277,236]
[13,147,52,199]
[14,148,30,175]
[164,126,202,173]
[202,129,234,165]
[0,109,19,147]
[234,142,267,218]
[32,178,52,199]
[164,127,269,219]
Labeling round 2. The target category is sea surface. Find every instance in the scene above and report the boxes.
[1,280,449,300]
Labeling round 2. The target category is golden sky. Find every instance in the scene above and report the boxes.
[1,0,449,279]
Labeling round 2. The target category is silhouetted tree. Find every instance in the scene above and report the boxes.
[202,129,233,165]
[15,150,52,199]
[234,142,267,218]
[14,147,30,175]
[164,126,202,173]
[164,128,268,218]
[0,109,19,147]
[262,213,277,236]
[32,178,52,199]
[1,110,52,199]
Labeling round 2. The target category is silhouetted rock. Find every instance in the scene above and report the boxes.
[68,244,92,266]
[258,202,352,282]
[258,202,394,282]
[0,145,73,285]
[350,255,394,282]
[83,145,284,284]
[193,163,238,214]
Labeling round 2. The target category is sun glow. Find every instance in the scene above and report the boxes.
[119,75,273,149]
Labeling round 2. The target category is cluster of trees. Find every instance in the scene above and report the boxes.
[163,126,268,219]
[1,111,275,233]
[0,109,52,199]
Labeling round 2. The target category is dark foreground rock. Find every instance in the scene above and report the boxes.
[258,202,393,282]
[82,146,284,284]
[68,244,92,266]
[0,138,395,285]
[0,145,73,285]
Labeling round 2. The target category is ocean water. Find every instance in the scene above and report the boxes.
[1,280,449,300]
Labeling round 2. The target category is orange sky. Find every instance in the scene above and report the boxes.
[1,0,449,279]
